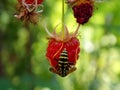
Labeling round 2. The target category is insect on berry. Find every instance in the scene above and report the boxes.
[45,24,80,77]
[50,48,76,77]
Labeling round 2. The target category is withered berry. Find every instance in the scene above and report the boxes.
[15,0,43,24]
[72,3,93,24]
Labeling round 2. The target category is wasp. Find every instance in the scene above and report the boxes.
[50,48,76,77]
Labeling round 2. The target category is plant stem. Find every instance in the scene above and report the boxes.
[62,0,65,39]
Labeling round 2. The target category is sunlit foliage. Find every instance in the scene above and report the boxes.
[0,0,120,90]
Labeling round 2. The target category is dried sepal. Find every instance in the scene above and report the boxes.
[45,24,80,42]
[14,0,43,24]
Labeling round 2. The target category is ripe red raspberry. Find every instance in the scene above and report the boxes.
[46,37,80,68]
[72,3,93,24]
[45,25,80,77]
[18,0,43,5]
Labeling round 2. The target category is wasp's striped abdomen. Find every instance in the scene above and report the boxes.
[49,48,77,77]
[57,48,70,77]
[58,48,68,66]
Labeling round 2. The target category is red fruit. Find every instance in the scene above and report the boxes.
[45,25,80,77]
[18,0,43,5]
[72,3,93,24]
[46,37,80,68]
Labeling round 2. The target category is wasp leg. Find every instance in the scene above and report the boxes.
[67,66,76,75]
[49,67,58,74]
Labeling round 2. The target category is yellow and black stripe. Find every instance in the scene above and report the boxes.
[58,48,68,66]
[49,48,76,77]
[58,48,69,77]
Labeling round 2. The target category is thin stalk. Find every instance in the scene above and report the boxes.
[62,0,65,39]
[74,24,80,36]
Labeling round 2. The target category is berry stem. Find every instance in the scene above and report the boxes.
[74,24,80,35]
[62,0,65,39]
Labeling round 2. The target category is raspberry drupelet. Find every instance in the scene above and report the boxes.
[45,24,80,77]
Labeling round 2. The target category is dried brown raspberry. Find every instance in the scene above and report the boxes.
[14,0,43,24]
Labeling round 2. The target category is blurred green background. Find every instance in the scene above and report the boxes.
[0,0,120,90]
